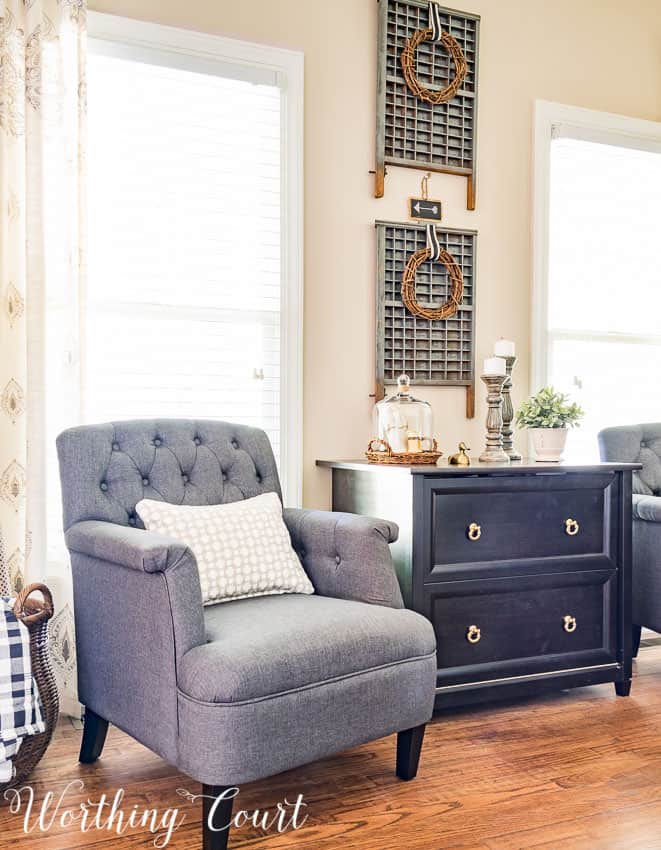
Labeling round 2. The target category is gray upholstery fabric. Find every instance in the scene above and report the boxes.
[632,519,661,632]
[599,424,661,631]
[65,520,192,573]
[56,419,281,531]
[284,508,404,608]
[66,520,205,663]
[633,494,661,523]
[71,550,205,764]
[599,423,661,496]
[57,418,437,788]
[177,652,437,786]
[180,594,435,702]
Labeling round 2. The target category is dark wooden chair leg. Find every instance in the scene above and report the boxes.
[396,724,426,781]
[79,707,109,764]
[202,785,235,850]
[615,679,632,697]
[632,624,642,658]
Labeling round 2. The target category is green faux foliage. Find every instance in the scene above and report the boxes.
[516,386,584,430]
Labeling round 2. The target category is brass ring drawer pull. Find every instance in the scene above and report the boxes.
[467,522,481,541]
[563,615,577,633]
[565,518,580,536]
[466,624,481,644]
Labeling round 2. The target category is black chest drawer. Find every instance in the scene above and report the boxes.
[424,472,615,577]
[427,569,617,687]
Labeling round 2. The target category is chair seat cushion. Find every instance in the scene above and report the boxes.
[178,593,436,704]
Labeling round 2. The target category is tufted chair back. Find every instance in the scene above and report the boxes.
[598,423,661,497]
[56,419,281,532]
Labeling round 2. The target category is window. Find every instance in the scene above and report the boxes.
[86,51,283,439]
[46,15,303,563]
[533,102,661,460]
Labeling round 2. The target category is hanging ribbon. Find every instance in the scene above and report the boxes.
[428,1,444,42]
[426,223,442,261]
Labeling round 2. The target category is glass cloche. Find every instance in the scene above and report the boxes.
[374,374,434,454]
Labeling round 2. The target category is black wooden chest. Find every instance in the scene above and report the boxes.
[317,459,640,709]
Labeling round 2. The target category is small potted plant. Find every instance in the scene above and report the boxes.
[516,386,584,462]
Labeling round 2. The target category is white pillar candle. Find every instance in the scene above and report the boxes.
[494,338,515,357]
[483,356,507,376]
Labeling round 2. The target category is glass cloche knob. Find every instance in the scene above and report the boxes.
[397,374,411,394]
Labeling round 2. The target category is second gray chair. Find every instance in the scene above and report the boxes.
[56,419,437,850]
[599,423,661,656]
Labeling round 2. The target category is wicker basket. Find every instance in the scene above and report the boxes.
[366,438,442,465]
[0,583,59,792]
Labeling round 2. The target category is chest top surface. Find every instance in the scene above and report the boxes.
[316,458,642,475]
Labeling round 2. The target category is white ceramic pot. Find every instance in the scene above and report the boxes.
[529,427,568,462]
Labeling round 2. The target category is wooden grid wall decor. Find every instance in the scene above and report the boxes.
[376,220,477,418]
[375,0,480,209]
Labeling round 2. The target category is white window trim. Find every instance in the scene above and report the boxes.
[88,12,304,507]
[531,99,661,394]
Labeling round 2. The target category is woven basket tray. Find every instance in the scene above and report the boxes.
[0,584,59,792]
[366,438,442,465]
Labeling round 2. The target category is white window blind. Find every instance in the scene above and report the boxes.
[545,133,661,459]
[85,47,282,458]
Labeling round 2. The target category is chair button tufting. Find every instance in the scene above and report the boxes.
[142,478,149,486]
[153,438,162,447]
[112,442,120,451]
[129,516,137,526]
[231,439,239,449]
[641,441,647,448]
[256,473,262,483]
[335,555,341,564]
[194,437,201,446]
[222,472,228,482]
[100,481,108,492]
[182,474,189,483]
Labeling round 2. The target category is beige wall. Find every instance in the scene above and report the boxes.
[89,0,661,508]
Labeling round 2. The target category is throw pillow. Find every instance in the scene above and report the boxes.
[135,492,314,605]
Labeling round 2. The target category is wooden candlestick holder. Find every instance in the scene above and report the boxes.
[501,355,522,461]
[479,373,509,463]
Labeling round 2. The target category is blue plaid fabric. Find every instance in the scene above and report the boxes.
[0,598,46,783]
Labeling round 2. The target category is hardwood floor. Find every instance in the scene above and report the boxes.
[4,648,661,849]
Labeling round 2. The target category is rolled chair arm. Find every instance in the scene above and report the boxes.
[633,494,661,523]
[283,508,404,609]
[66,519,206,704]
[65,520,192,573]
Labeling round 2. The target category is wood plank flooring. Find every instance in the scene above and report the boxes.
[3,648,661,849]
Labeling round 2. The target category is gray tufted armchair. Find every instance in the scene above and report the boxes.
[599,423,661,657]
[56,419,436,850]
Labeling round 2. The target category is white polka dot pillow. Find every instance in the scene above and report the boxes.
[135,492,314,605]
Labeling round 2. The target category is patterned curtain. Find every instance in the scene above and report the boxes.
[0,0,86,715]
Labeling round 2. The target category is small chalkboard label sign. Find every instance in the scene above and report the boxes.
[408,197,442,222]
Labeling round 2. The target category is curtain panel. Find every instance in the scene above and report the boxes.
[0,0,86,715]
